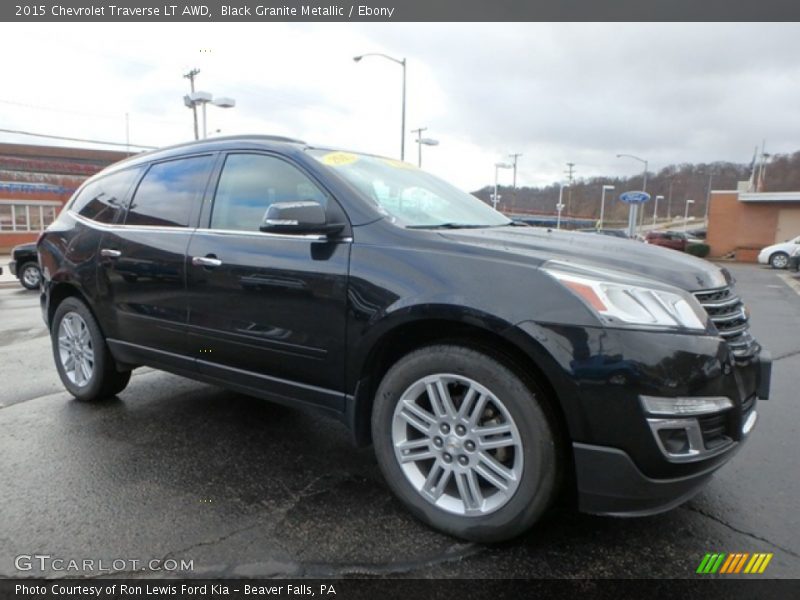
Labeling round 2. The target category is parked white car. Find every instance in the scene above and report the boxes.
[758,235,800,269]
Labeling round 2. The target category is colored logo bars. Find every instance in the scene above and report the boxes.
[696,552,773,574]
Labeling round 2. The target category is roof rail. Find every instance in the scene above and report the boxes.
[111,134,307,166]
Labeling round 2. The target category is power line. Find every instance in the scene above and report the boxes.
[0,127,157,150]
[0,97,183,126]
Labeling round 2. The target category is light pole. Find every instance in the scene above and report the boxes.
[653,195,664,227]
[617,153,648,234]
[704,171,713,224]
[184,92,235,139]
[557,183,567,230]
[599,184,614,229]
[493,162,512,210]
[509,153,522,189]
[354,53,407,161]
[684,199,695,231]
[667,178,677,220]
[411,127,439,167]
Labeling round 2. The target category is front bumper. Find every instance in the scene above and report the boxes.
[512,321,771,515]
[9,259,17,276]
[574,442,739,515]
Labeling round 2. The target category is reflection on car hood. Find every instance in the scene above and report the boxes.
[440,226,728,292]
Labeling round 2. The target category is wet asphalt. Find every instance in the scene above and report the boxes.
[0,263,798,579]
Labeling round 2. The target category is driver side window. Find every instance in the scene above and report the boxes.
[210,153,327,232]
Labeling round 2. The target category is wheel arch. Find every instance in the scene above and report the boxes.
[47,282,99,333]
[346,314,571,459]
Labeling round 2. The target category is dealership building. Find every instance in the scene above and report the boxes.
[707,189,800,261]
[0,143,130,252]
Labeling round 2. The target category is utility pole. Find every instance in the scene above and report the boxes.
[183,68,200,140]
[508,153,522,213]
[564,162,575,217]
[411,127,427,167]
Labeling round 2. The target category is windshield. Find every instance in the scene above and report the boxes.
[307,149,511,228]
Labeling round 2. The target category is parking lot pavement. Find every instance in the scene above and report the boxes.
[0,263,798,579]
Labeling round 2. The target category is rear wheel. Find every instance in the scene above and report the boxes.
[18,262,41,290]
[371,345,560,542]
[51,297,131,402]
[770,252,789,269]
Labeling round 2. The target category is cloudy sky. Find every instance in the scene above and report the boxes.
[1,22,799,190]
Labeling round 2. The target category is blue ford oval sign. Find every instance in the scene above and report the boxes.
[619,191,651,204]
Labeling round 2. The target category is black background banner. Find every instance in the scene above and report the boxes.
[4,0,800,22]
[3,579,800,600]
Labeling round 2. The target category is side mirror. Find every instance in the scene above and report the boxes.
[259,201,344,236]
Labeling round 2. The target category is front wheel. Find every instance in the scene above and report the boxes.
[51,297,131,402]
[371,345,560,542]
[18,262,41,290]
[770,252,789,269]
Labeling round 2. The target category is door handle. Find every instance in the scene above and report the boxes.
[100,248,122,258]
[192,256,222,268]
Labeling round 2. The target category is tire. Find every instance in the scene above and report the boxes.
[371,344,559,542]
[769,252,789,269]
[51,297,131,402]
[18,262,41,290]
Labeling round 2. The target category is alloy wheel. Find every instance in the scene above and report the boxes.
[391,373,523,516]
[57,312,95,387]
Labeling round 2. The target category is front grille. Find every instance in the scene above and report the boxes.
[693,286,758,359]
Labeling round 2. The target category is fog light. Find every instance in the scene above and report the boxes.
[658,428,690,454]
[640,395,733,416]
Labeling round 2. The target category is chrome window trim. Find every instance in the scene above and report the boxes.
[69,211,353,242]
[69,211,188,233]
[194,227,353,243]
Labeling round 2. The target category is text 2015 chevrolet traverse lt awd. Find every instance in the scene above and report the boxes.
[38,136,771,542]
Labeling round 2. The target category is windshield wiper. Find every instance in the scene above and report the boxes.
[406,223,492,230]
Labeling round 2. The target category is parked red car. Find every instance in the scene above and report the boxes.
[645,230,690,251]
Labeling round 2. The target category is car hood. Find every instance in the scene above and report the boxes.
[440,226,728,292]
[761,241,794,254]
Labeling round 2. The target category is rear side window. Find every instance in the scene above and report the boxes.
[126,155,213,227]
[71,168,140,224]
[210,153,328,232]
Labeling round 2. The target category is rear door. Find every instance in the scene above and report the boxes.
[185,152,351,410]
[97,153,216,369]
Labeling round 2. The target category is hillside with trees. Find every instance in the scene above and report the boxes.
[473,150,800,225]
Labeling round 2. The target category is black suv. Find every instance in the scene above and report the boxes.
[38,136,771,542]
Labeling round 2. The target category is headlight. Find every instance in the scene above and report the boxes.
[543,266,708,331]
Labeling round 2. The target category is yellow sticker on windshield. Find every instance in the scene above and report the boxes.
[382,158,416,169]
[320,152,359,167]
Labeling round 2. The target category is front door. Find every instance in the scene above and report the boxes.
[185,152,350,411]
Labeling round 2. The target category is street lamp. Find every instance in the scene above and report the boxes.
[411,127,439,167]
[599,184,614,229]
[617,153,649,234]
[184,91,235,139]
[557,183,567,230]
[354,53,407,161]
[653,195,664,227]
[493,162,512,210]
[684,199,695,231]
[704,171,714,224]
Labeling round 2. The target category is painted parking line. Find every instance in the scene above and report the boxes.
[777,272,800,297]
